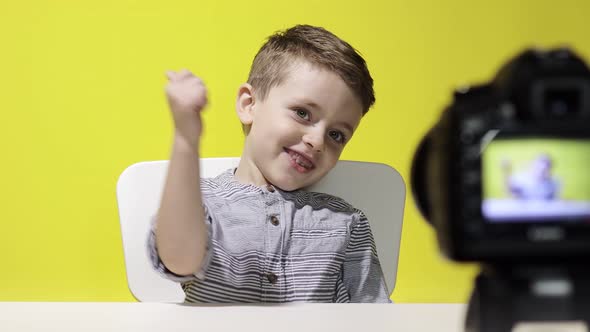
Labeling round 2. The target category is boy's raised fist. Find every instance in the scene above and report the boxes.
[165,69,208,148]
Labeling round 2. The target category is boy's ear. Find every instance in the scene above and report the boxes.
[236,83,255,126]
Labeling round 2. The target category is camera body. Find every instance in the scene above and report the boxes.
[412,48,590,263]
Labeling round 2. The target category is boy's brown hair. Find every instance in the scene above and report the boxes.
[247,25,375,115]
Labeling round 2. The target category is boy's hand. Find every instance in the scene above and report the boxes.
[165,69,208,151]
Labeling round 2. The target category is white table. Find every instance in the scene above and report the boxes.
[0,303,585,331]
[0,303,463,331]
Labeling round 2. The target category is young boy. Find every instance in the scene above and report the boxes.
[502,154,561,200]
[148,25,390,303]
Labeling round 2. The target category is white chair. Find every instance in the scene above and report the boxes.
[116,158,406,302]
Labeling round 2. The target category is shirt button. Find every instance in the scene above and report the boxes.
[266,184,275,193]
[266,272,278,284]
[270,216,279,226]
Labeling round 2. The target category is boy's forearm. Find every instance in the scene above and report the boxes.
[155,135,208,276]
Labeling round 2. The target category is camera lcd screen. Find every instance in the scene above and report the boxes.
[481,138,590,222]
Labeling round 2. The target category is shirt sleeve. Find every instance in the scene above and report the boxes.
[342,209,392,303]
[146,203,215,282]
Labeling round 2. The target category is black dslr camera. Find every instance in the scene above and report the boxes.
[411,48,590,331]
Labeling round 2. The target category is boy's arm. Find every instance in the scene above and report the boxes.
[154,70,209,276]
[342,210,391,303]
[501,159,522,198]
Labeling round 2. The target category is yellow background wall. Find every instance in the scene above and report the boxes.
[0,0,588,302]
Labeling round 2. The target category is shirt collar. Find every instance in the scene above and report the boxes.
[213,168,265,195]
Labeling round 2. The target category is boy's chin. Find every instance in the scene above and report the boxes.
[266,165,328,191]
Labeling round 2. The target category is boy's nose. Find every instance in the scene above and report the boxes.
[302,132,325,152]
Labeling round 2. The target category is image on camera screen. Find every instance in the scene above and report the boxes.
[481,138,590,222]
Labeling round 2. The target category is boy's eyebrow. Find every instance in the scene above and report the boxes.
[301,100,321,110]
[337,121,354,134]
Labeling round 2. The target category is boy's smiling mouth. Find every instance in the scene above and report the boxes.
[284,148,315,172]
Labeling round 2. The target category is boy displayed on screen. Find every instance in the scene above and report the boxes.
[482,138,590,222]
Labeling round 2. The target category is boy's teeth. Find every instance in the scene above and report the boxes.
[295,154,312,169]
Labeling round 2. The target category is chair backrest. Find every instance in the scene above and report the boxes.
[117,158,406,302]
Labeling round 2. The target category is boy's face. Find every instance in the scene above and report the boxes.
[532,156,552,180]
[237,61,364,191]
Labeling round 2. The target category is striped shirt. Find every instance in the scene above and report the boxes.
[148,168,391,303]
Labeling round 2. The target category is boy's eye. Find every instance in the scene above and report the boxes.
[329,130,346,144]
[295,108,310,121]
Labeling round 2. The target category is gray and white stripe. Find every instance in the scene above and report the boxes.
[148,168,390,303]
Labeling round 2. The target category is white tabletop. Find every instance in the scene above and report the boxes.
[0,303,585,332]
[0,303,464,331]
